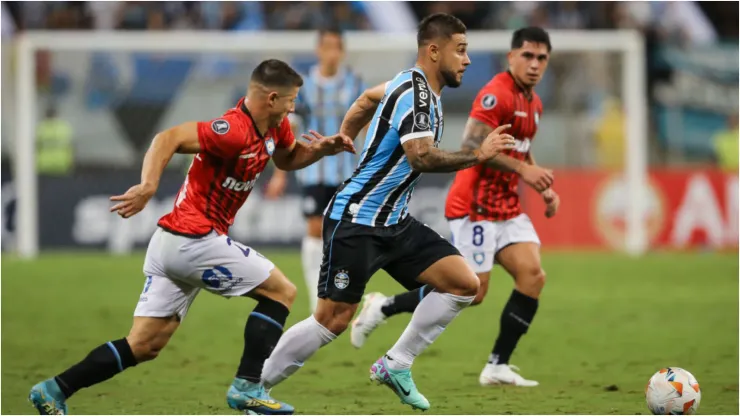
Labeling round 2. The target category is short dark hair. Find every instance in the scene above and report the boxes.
[250,59,304,89]
[417,13,467,48]
[511,27,552,52]
[318,26,344,44]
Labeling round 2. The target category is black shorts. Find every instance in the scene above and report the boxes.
[302,185,339,218]
[317,215,462,304]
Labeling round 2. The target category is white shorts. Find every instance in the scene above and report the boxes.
[448,214,540,274]
[134,228,275,319]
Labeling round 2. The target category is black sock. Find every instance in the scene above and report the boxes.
[490,290,538,365]
[55,338,137,399]
[236,297,289,383]
[380,285,432,317]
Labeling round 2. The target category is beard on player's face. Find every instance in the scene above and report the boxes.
[441,68,462,88]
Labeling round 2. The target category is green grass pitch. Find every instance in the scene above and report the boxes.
[2,250,738,414]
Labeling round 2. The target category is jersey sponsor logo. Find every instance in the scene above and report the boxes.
[211,119,230,135]
[222,174,261,192]
[414,75,429,108]
[334,269,350,289]
[514,138,532,153]
[481,94,497,110]
[239,152,258,159]
[534,112,540,125]
[514,111,528,118]
[415,112,430,130]
[201,265,244,290]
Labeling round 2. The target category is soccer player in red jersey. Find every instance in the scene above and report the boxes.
[350,27,560,387]
[28,59,355,415]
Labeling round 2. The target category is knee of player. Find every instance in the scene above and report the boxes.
[471,291,486,306]
[314,301,355,336]
[453,272,480,298]
[516,268,546,297]
[283,280,298,305]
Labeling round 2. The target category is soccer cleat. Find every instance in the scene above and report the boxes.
[478,363,539,387]
[226,378,294,415]
[350,292,388,348]
[28,379,68,415]
[369,356,430,411]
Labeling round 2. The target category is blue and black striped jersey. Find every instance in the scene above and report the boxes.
[327,67,444,227]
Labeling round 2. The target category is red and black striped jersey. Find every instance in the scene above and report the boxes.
[445,71,542,222]
[158,98,294,236]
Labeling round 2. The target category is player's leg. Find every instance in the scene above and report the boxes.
[481,214,543,387]
[262,218,378,390]
[350,218,496,348]
[187,234,297,414]
[29,275,194,415]
[301,185,333,313]
[368,219,479,411]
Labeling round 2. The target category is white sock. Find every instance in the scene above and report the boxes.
[385,292,474,370]
[301,236,323,313]
[261,316,336,389]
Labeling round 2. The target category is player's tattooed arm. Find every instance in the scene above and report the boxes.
[340,82,387,140]
[462,118,553,192]
[461,118,525,173]
[403,126,515,173]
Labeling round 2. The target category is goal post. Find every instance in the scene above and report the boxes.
[12,30,647,258]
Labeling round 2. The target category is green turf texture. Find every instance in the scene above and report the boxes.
[2,251,738,414]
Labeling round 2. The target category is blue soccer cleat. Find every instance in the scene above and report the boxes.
[369,356,430,411]
[226,378,294,415]
[28,379,68,415]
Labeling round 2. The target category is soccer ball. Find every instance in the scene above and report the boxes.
[645,367,701,415]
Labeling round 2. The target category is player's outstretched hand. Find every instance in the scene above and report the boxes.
[302,130,356,156]
[110,183,156,219]
[542,188,560,218]
[479,124,516,160]
[520,164,554,193]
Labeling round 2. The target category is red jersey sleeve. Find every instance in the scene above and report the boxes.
[275,116,295,149]
[469,85,512,129]
[197,115,247,159]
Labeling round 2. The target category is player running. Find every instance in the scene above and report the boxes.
[260,14,517,411]
[28,59,355,416]
[350,27,559,388]
[264,27,365,313]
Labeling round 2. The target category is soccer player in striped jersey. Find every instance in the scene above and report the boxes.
[28,59,355,416]
[350,27,560,388]
[261,14,516,411]
[264,27,366,313]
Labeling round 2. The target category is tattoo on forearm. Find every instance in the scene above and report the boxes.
[461,118,521,173]
[403,138,479,173]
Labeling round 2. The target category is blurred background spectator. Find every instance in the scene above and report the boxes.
[2,1,737,170]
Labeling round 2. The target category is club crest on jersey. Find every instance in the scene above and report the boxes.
[481,94,497,110]
[473,252,485,265]
[334,270,350,290]
[211,119,230,135]
[265,138,276,156]
[415,112,430,130]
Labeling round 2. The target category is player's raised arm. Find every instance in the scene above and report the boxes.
[339,82,387,139]
[110,121,202,218]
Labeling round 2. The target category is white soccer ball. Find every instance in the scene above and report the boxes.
[645,367,701,415]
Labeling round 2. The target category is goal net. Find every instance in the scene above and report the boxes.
[5,30,646,258]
